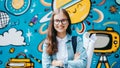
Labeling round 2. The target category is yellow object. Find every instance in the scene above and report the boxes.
[97,62,110,68]
[6,53,34,68]
[10,48,15,53]
[88,27,120,53]
[40,0,51,6]
[53,0,91,24]
[6,58,34,68]
[29,22,34,26]
[10,58,30,62]
[12,0,24,9]
[55,0,71,9]
[105,62,110,68]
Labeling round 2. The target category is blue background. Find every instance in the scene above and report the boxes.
[0,0,120,68]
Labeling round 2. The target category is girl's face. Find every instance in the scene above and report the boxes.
[54,12,69,34]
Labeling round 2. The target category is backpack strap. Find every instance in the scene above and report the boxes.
[72,36,77,54]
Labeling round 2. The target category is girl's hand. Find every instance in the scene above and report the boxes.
[52,60,63,67]
[74,52,80,60]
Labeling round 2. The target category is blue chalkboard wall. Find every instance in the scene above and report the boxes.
[0,0,120,68]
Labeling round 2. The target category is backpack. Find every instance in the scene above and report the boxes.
[72,36,77,54]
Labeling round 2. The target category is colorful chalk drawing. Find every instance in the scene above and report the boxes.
[0,0,120,68]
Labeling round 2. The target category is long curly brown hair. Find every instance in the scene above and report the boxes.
[46,9,71,55]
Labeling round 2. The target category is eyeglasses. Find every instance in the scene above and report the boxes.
[54,19,68,25]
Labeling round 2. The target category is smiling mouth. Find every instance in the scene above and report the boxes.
[59,26,64,29]
[58,26,65,29]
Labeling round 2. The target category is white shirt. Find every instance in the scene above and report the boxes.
[56,35,68,62]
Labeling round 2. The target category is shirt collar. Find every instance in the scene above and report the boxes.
[56,34,72,43]
[56,35,67,42]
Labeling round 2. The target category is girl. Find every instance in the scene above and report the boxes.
[42,8,87,68]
